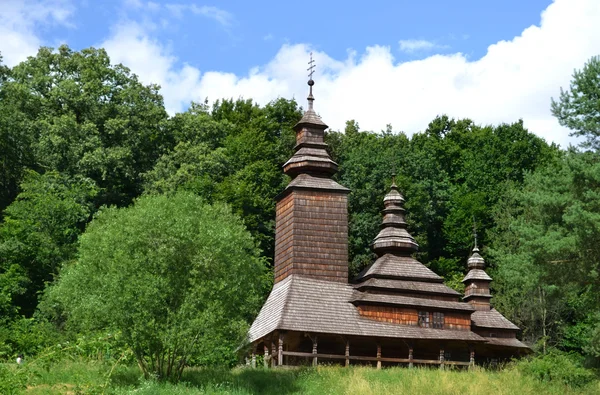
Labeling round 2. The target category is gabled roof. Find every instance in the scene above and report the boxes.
[350,291,475,312]
[471,308,520,330]
[356,254,444,283]
[248,275,486,343]
[353,278,461,297]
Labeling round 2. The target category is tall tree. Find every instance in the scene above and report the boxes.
[489,150,600,354]
[551,56,600,151]
[1,45,169,208]
[0,171,97,316]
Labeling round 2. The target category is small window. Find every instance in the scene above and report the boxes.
[418,311,430,328]
[433,312,444,329]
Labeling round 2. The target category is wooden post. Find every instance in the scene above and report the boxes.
[271,340,277,368]
[278,333,284,367]
[376,343,382,369]
[251,344,257,368]
[312,336,318,367]
[263,344,269,368]
[439,348,445,370]
[408,345,414,369]
[469,347,475,370]
[345,340,350,367]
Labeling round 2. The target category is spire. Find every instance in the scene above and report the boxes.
[307,53,315,112]
[463,220,492,309]
[294,53,327,129]
[467,218,485,270]
[283,53,337,177]
[372,176,419,255]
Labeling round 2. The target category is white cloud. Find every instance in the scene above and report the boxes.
[108,0,596,147]
[0,0,75,67]
[100,21,203,115]
[165,4,233,26]
[398,39,447,53]
[4,0,598,149]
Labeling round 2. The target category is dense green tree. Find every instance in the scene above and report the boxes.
[144,98,300,259]
[1,45,169,208]
[489,151,600,355]
[551,56,600,150]
[44,193,269,380]
[0,171,97,316]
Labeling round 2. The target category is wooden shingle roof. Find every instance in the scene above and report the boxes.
[350,292,475,312]
[471,308,520,330]
[462,269,492,282]
[353,278,461,297]
[248,275,487,343]
[484,337,530,349]
[356,254,444,283]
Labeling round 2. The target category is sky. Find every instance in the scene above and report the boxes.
[1,0,599,147]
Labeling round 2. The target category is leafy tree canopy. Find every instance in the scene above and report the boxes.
[551,55,600,151]
[43,193,269,380]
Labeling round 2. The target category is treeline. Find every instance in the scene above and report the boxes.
[0,46,599,373]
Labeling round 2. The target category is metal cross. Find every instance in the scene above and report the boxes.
[307,52,316,79]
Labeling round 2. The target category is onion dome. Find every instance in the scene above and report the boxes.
[372,176,419,255]
[467,247,486,270]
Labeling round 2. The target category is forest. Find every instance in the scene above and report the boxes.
[0,46,599,392]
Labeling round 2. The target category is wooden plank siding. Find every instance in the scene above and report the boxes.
[357,305,471,331]
[274,189,348,283]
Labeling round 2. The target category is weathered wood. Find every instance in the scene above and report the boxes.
[312,336,318,367]
[263,344,269,369]
[278,334,284,366]
[345,340,350,367]
[470,347,475,370]
[439,348,445,370]
[280,351,444,365]
[274,190,349,284]
[271,341,277,368]
[376,343,382,369]
[408,346,414,369]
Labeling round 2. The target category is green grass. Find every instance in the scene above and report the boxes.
[4,360,599,395]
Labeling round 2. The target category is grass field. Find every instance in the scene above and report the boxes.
[3,360,599,394]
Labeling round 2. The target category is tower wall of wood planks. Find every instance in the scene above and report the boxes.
[273,78,349,284]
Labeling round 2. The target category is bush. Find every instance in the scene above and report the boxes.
[44,193,269,381]
[0,363,28,394]
[0,318,61,361]
[514,349,597,387]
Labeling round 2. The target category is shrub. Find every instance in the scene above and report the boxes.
[514,349,597,387]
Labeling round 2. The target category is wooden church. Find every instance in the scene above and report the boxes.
[248,74,530,369]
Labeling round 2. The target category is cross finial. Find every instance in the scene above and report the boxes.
[472,216,478,250]
[391,163,397,187]
[306,53,316,111]
[307,52,315,80]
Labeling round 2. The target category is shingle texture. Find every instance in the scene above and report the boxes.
[483,337,530,349]
[472,309,520,330]
[463,269,493,282]
[356,254,444,283]
[285,173,350,192]
[354,278,461,296]
[248,275,486,343]
[350,291,475,312]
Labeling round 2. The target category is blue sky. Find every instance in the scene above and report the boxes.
[38,0,553,73]
[1,0,599,147]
